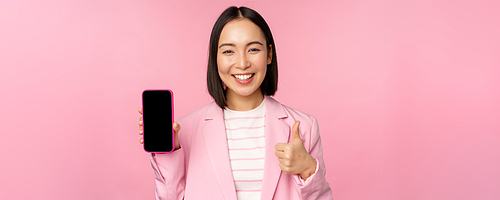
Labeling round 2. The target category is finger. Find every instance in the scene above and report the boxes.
[291,121,301,141]
[138,108,142,115]
[139,116,143,128]
[279,163,289,174]
[274,143,287,151]
[275,150,285,158]
[139,130,143,135]
[140,138,143,144]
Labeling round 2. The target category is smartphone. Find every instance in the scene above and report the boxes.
[142,90,174,153]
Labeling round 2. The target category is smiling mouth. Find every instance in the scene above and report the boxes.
[232,74,254,81]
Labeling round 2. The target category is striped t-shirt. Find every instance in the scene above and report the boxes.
[223,99,266,200]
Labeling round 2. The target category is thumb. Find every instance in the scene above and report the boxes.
[291,121,301,142]
[173,122,181,150]
[173,122,181,133]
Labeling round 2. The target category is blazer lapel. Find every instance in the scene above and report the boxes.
[202,102,237,200]
[261,96,290,200]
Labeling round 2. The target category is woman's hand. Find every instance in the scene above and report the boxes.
[138,108,181,150]
[274,121,317,180]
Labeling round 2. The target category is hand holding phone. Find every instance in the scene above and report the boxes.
[141,90,175,153]
[138,110,180,149]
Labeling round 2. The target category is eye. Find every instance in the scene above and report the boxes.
[249,48,261,52]
[222,50,234,54]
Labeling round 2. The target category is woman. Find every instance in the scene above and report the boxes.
[138,6,333,200]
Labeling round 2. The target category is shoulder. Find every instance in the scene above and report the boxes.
[266,96,321,147]
[266,96,317,126]
[282,103,316,122]
[176,101,217,126]
[174,101,219,148]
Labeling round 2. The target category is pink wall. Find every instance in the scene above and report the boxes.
[1,0,499,199]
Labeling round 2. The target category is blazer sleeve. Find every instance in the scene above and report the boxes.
[294,116,334,199]
[150,149,186,200]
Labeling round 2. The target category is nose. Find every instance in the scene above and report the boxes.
[235,52,250,70]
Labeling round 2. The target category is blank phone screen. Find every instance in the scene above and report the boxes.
[142,90,174,152]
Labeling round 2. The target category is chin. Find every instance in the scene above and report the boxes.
[231,87,260,97]
[234,91,256,97]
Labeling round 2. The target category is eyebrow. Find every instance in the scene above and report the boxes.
[218,41,264,49]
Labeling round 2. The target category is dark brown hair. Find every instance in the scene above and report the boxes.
[207,6,278,109]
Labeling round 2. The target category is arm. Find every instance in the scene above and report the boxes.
[150,150,186,200]
[149,122,187,200]
[140,108,187,200]
[295,116,333,200]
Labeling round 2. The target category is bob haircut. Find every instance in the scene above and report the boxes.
[207,6,278,109]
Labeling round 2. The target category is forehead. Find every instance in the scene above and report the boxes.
[218,18,266,45]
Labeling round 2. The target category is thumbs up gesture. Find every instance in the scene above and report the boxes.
[274,121,317,180]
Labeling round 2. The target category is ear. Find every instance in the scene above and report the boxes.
[267,44,273,65]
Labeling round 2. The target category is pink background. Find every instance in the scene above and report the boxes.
[1,0,499,199]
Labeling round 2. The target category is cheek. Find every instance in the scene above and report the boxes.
[254,53,269,71]
[218,53,236,68]
[217,59,229,74]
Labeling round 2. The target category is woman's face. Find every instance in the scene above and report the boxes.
[217,18,272,99]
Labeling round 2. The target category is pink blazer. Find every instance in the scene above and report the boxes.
[150,96,333,199]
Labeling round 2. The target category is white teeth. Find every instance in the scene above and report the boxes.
[234,74,253,81]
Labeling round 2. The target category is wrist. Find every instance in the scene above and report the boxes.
[299,156,317,180]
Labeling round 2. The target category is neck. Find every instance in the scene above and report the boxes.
[226,90,264,111]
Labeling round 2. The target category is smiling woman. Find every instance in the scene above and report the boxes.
[207,7,278,111]
[138,6,333,200]
[216,18,272,111]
